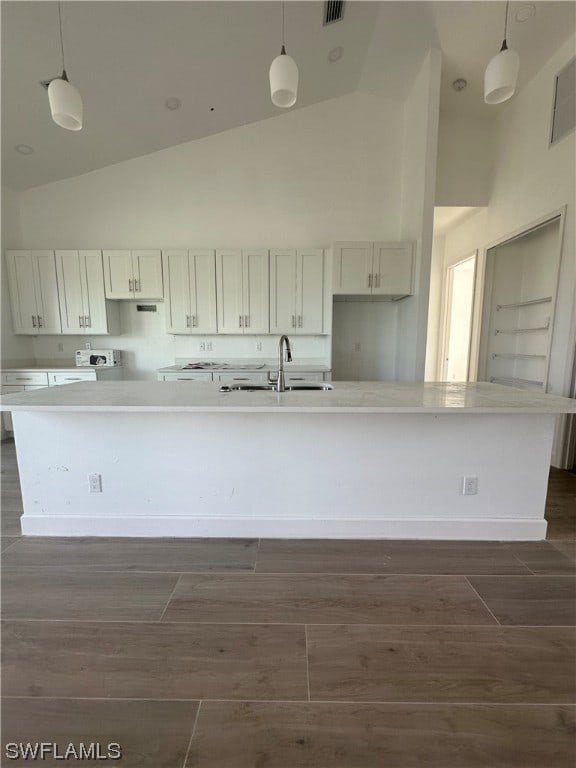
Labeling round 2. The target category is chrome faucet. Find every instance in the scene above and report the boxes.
[274,334,292,392]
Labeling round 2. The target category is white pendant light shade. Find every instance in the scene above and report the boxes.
[269,47,298,108]
[48,75,83,130]
[484,46,520,104]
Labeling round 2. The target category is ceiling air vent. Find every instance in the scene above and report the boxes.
[324,0,345,26]
[550,56,575,146]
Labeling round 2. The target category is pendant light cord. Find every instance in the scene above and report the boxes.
[282,1,285,47]
[500,0,510,50]
[57,1,67,76]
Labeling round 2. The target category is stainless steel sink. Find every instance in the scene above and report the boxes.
[220,383,333,393]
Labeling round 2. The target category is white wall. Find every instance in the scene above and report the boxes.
[9,91,407,376]
[435,113,495,207]
[16,92,403,248]
[1,185,34,367]
[429,34,576,465]
[331,301,398,381]
[397,49,442,380]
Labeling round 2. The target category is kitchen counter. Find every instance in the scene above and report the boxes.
[2,381,573,541]
[1,380,575,413]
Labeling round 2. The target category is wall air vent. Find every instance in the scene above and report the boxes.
[550,56,575,146]
[324,0,345,25]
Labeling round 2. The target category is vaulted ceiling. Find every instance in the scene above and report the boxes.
[2,1,574,191]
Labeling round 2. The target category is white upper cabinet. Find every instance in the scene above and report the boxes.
[333,241,414,298]
[372,242,414,297]
[270,249,324,334]
[163,249,217,334]
[55,250,117,335]
[6,250,62,334]
[216,249,269,334]
[104,249,163,299]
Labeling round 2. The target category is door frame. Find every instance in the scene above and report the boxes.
[439,252,478,382]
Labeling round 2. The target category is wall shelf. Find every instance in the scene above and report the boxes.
[496,296,552,310]
[490,376,544,388]
[491,353,547,360]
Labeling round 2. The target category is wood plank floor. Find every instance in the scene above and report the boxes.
[2,439,575,767]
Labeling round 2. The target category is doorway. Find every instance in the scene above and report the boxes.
[441,255,476,381]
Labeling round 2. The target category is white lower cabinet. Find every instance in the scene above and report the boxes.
[216,372,268,384]
[160,372,213,382]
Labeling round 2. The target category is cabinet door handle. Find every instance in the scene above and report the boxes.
[193,315,198,328]
[79,315,85,328]
[376,273,381,288]
[244,315,249,328]
[128,279,133,292]
[15,377,33,381]
[37,316,42,328]
[135,279,141,292]
[298,315,303,328]
[32,315,37,328]
[368,274,372,288]
[291,315,296,328]
[186,315,191,328]
[85,316,91,328]
[239,315,243,328]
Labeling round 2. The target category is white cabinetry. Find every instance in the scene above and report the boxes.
[6,250,62,334]
[104,250,163,300]
[55,250,118,334]
[270,249,324,334]
[160,372,213,382]
[333,241,414,298]
[216,249,269,334]
[163,250,217,334]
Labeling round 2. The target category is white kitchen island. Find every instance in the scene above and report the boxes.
[2,381,575,540]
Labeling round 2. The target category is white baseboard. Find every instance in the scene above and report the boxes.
[20,515,548,541]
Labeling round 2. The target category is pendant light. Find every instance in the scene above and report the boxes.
[484,0,520,105]
[47,2,83,130]
[269,2,299,108]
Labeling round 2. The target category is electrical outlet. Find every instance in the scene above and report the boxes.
[57,342,64,352]
[354,342,361,352]
[88,473,102,493]
[85,341,91,350]
[462,476,479,495]
[256,342,262,352]
[206,342,213,352]
[199,342,206,352]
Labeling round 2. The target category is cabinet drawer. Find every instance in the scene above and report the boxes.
[217,372,267,383]
[49,372,96,386]
[285,372,323,384]
[2,371,49,386]
[161,372,213,382]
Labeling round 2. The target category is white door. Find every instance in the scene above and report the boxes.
[164,250,191,333]
[333,242,373,295]
[104,250,133,299]
[56,250,85,333]
[442,256,476,382]
[133,250,163,299]
[270,249,297,333]
[242,249,269,334]
[216,250,244,334]
[82,251,108,333]
[34,250,62,333]
[190,250,217,334]
[297,249,324,333]
[373,242,414,296]
[6,250,39,333]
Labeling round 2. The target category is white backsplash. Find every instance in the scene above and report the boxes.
[31,301,331,380]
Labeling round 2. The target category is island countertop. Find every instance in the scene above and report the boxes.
[1,380,575,414]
